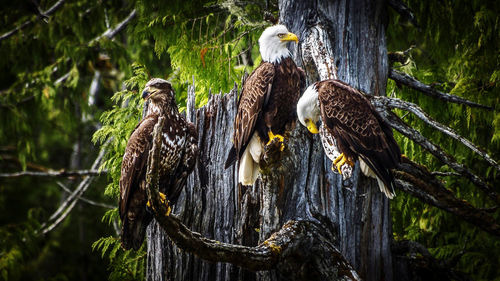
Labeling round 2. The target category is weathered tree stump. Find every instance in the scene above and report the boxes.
[147,0,393,280]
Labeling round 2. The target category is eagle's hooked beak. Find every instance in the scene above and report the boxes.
[142,87,151,99]
[306,119,319,134]
[280,32,299,43]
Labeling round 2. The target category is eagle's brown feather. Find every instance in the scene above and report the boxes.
[225,58,304,169]
[119,79,198,250]
[317,79,400,193]
[234,62,274,159]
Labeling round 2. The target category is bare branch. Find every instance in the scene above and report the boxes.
[389,69,492,110]
[145,117,361,279]
[39,148,106,234]
[374,108,498,203]
[392,240,472,281]
[372,96,500,172]
[395,157,500,237]
[56,181,113,209]
[0,0,65,43]
[55,9,137,85]
[431,171,461,177]
[0,169,106,178]
[88,9,137,45]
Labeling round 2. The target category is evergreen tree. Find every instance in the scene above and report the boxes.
[0,0,498,280]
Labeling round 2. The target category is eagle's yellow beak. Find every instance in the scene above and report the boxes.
[280,32,299,43]
[306,120,319,134]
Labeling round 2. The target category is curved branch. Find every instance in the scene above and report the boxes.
[145,116,361,280]
[395,157,500,237]
[56,181,113,209]
[373,108,498,203]
[39,148,106,234]
[0,0,65,43]
[55,9,137,85]
[389,69,493,110]
[88,9,137,45]
[372,96,500,172]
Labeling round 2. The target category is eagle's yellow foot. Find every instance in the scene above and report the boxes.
[332,153,354,174]
[147,192,171,216]
[266,131,285,151]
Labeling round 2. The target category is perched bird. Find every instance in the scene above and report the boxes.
[225,24,305,185]
[297,79,401,198]
[119,78,198,250]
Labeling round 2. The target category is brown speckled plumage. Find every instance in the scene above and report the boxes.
[317,79,401,195]
[119,78,198,250]
[225,57,305,168]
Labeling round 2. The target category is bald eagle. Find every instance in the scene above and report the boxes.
[297,79,401,198]
[225,25,305,185]
[119,78,198,250]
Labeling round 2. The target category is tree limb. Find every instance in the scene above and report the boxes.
[0,169,106,178]
[392,240,472,281]
[56,181,113,209]
[394,157,500,237]
[39,148,106,234]
[145,116,361,280]
[372,107,498,203]
[55,9,137,85]
[389,69,493,110]
[88,9,137,45]
[372,96,500,172]
[0,0,66,43]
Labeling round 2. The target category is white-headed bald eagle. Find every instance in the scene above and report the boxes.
[297,79,401,198]
[225,25,305,185]
[119,78,198,250]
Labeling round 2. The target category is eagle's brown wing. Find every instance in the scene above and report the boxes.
[119,115,157,219]
[119,115,157,250]
[318,79,400,189]
[225,62,275,168]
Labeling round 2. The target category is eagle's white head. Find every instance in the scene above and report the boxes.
[259,25,299,64]
[297,83,321,134]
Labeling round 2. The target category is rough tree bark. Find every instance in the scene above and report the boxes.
[280,0,393,280]
[147,1,393,280]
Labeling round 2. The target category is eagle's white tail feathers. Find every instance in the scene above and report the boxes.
[238,133,263,186]
[239,148,255,185]
[360,160,395,199]
[359,159,375,178]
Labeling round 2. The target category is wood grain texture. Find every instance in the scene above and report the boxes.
[147,0,394,280]
[280,0,394,280]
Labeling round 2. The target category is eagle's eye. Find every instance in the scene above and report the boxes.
[304,118,309,123]
[277,33,286,38]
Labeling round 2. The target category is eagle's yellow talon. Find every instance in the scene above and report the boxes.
[267,131,285,151]
[147,192,171,216]
[332,153,354,174]
[165,204,172,216]
[158,192,167,202]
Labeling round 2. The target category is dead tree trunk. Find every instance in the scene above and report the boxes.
[146,82,361,281]
[147,1,392,280]
[279,0,393,280]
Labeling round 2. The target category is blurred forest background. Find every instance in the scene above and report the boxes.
[0,0,499,280]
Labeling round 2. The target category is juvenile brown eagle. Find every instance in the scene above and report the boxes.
[297,79,401,198]
[225,25,305,185]
[119,78,198,250]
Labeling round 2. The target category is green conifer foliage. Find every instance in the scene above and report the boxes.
[387,1,499,279]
